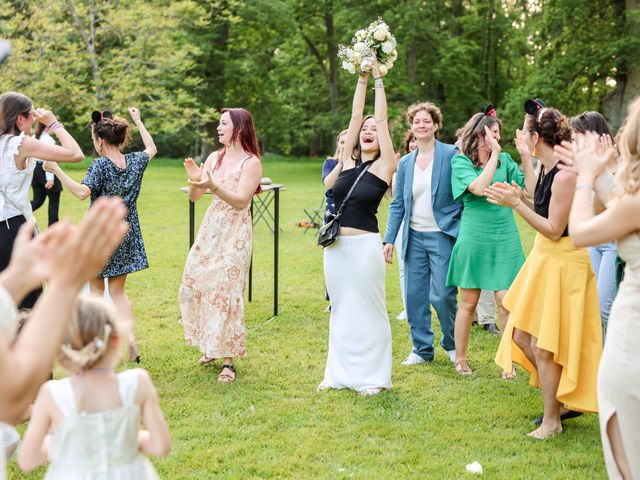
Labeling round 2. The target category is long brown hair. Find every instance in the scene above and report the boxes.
[215,107,261,171]
[0,92,32,136]
[459,112,502,167]
[616,97,640,196]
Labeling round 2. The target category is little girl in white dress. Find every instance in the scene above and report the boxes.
[18,297,170,479]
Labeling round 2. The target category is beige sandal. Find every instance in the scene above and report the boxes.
[454,359,473,376]
[501,365,517,380]
[217,364,236,383]
[199,355,215,366]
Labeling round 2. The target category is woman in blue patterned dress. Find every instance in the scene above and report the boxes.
[45,108,157,363]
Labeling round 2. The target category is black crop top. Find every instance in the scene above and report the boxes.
[534,163,569,237]
[332,161,389,233]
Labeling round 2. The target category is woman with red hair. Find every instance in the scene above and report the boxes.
[180,108,262,383]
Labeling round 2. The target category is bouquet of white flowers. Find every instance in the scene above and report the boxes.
[338,18,397,76]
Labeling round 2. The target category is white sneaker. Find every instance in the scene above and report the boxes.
[401,352,428,365]
[396,310,407,320]
[443,349,456,364]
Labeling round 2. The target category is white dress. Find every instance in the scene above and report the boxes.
[44,370,159,480]
[322,233,393,392]
[597,231,640,478]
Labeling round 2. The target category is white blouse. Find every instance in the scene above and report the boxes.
[0,133,35,222]
[410,162,440,232]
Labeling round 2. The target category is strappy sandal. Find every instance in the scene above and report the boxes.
[501,365,517,380]
[454,359,473,376]
[199,355,215,366]
[217,364,236,383]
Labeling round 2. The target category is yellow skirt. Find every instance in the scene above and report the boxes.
[495,234,602,412]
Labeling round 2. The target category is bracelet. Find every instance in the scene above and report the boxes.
[575,183,594,191]
[44,121,60,134]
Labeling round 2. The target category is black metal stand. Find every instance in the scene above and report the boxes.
[186,184,284,317]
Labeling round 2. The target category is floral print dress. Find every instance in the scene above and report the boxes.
[179,156,253,358]
[82,151,150,278]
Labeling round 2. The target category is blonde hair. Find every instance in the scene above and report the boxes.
[332,129,348,159]
[58,297,120,373]
[616,97,640,196]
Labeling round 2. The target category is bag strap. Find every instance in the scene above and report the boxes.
[333,162,371,221]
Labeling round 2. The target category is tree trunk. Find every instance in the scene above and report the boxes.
[66,0,103,103]
[325,0,339,116]
[601,0,639,133]
[481,0,495,100]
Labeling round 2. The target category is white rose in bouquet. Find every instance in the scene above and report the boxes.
[338,18,397,76]
[378,64,389,77]
[342,60,356,74]
[373,27,388,41]
[381,40,396,54]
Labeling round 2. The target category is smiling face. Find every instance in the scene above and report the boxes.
[411,109,438,141]
[522,117,538,151]
[359,117,379,155]
[479,121,501,149]
[217,111,235,146]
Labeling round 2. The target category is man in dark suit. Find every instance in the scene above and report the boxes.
[31,127,63,226]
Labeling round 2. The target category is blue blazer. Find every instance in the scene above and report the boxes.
[383,140,462,260]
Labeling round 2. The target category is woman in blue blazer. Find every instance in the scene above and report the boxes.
[383,102,462,365]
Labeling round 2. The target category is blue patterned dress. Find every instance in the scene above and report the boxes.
[82,151,150,277]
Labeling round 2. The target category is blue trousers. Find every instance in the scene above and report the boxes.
[404,229,457,360]
[589,241,618,340]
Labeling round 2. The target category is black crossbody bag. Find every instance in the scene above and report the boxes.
[317,163,371,248]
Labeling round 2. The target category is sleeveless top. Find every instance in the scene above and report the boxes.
[534,163,569,237]
[0,133,35,223]
[332,160,388,233]
[44,370,159,479]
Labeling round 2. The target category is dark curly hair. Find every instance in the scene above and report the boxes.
[525,108,571,146]
[92,116,131,148]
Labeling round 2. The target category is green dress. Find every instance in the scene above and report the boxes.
[446,152,525,290]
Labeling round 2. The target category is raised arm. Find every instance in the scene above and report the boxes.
[370,65,396,180]
[129,107,158,159]
[43,162,91,200]
[188,156,262,209]
[17,109,83,164]
[515,129,537,197]
[342,74,369,166]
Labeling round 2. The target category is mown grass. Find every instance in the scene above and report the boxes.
[9,156,605,479]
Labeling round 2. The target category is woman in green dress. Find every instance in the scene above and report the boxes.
[447,105,536,376]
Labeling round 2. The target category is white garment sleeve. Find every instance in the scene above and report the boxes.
[0,286,18,338]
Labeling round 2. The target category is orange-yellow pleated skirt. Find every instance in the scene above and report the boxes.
[495,234,602,412]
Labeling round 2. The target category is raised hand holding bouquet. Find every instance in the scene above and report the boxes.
[338,18,397,76]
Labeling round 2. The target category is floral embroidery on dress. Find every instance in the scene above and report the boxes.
[179,158,252,358]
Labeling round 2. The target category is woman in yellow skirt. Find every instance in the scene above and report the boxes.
[485,99,601,440]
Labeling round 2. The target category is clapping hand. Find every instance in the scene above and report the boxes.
[554,131,614,178]
[188,168,219,193]
[183,157,201,181]
[485,181,522,208]
[515,129,531,159]
[42,161,58,174]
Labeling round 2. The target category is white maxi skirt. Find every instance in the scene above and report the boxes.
[322,233,392,391]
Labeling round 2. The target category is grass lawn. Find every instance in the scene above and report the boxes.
[9,156,605,479]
